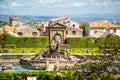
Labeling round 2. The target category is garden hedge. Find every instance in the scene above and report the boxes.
[66,33,120,49]
[0,32,48,48]
[0,32,120,49]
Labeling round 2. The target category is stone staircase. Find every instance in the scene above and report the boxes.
[46,64,55,71]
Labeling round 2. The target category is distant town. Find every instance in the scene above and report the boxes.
[0,16,120,38]
[0,0,120,79]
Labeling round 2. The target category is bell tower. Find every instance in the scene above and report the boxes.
[10,16,18,27]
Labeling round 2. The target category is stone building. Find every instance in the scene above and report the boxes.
[0,28,4,34]
[4,25,14,32]
[36,22,49,36]
[84,20,120,37]
[49,17,83,37]
[1,16,83,37]
[14,25,39,36]
[66,27,83,37]
[37,16,83,37]
[9,16,18,27]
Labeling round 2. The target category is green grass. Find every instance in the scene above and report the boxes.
[69,48,103,54]
[9,48,103,54]
[9,48,44,53]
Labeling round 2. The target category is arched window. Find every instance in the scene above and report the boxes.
[37,28,41,31]
[32,32,37,36]
[72,31,76,35]
[66,31,68,34]
[18,32,23,36]
[113,29,116,33]
[73,24,75,27]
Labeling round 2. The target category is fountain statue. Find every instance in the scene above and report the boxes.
[20,22,79,71]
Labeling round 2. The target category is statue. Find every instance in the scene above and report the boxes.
[54,35,61,50]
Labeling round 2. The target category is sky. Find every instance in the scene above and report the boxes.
[0,0,120,16]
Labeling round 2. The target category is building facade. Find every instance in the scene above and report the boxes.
[66,27,83,37]
[37,16,83,37]
[85,20,120,37]
[14,25,39,36]
[9,16,18,27]
[0,28,4,34]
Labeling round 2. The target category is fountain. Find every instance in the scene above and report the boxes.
[20,22,79,71]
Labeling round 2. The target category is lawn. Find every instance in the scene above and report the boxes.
[9,48,44,53]
[9,48,103,54]
[69,48,103,54]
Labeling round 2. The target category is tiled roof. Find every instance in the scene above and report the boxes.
[4,25,14,32]
[89,20,120,28]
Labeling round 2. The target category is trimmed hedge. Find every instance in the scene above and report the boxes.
[0,33,119,49]
[66,34,120,49]
[0,32,48,48]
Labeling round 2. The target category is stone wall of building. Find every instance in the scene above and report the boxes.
[15,25,40,36]
[66,27,83,37]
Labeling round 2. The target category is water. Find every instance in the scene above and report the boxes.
[0,63,34,71]
[12,65,34,71]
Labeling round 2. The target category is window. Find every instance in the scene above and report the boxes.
[37,28,41,31]
[106,28,110,33]
[94,31,98,34]
[18,32,23,36]
[73,24,75,27]
[32,32,37,36]
[72,31,76,35]
[66,31,68,34]
[113,29,116,33]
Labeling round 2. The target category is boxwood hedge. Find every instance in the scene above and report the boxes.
[0,32,48,48]
[66,34,120,49]
[0,33,119,49]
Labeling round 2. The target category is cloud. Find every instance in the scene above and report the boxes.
[72,2,87,7]
[39,0,66,4]
[92,2,109,7]
[112,2,120,5]
[10,2,23,7]
[0,5,7,9]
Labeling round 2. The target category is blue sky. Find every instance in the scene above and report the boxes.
[0,0,120,16]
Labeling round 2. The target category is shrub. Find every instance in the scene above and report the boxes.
[0,32,119,51]
[0,32,48,48]
[0,45,2,49]
[5,44,16,49]
[66,34,120,49]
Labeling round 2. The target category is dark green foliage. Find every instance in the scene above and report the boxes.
[5,44,16,49]
[0,71,118,80]
[66,34,120,49]
[104,34,120,46]
[0,32,48,48]
[0,33,119,49]
[66,37,98,48]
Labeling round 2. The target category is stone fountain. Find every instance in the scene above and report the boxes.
[20,22,79,71]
